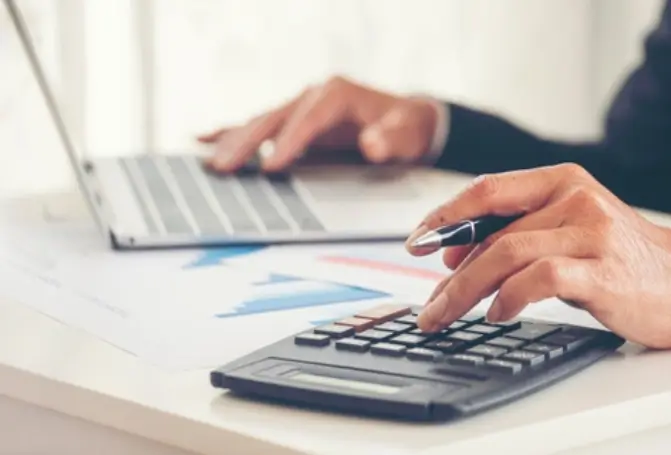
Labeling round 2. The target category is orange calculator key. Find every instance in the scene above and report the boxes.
[355,304,411,323]
[334,317,376,332]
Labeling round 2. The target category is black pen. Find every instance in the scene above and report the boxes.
[411,214,524,248]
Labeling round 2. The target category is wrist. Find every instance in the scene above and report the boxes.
[408,96,450,165]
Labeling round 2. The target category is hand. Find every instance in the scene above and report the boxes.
[197,76,439,172]
[405,163,671,349]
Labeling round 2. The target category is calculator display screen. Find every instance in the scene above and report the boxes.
[292,372,402,395]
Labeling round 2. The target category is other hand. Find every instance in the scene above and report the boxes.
[405,163,671,349]
[197,76,439,172]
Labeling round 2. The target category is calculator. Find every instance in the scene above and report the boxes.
[210,303,625,421]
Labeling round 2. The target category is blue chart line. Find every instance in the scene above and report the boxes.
[187,246,266,268]
[215,283,387,319]
[186,246,389,321]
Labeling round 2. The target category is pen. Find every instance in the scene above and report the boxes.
[411,214,524,249]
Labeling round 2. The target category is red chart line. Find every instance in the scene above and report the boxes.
[320,256,445,281]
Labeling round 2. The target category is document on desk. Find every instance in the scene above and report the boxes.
[0,219,394,370]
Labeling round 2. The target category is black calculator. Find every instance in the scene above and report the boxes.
[210,303,625,421]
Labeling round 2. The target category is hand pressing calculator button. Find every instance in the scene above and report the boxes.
[211,303,625,421]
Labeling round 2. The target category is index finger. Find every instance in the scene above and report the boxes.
[406,164,588,251]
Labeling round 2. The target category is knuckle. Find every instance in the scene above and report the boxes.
[557,162,592,181]
[534,258,564,290]
[324,75,351,92]
[468,174,500,200]
[492,233,531,263]
[568,187,609,216]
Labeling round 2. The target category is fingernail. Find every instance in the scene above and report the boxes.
[405,224,428,247]
[486,297,502,323]
[362,127,389,162]
[418,292,448,331]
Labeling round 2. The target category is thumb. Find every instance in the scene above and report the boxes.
[358,104,429,163]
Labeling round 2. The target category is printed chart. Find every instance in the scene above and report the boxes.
[188,246,389,322]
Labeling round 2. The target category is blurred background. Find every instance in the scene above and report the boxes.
[0,0,665,198]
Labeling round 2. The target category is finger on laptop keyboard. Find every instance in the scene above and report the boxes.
[197,127,230,143]
[263,86,348,171]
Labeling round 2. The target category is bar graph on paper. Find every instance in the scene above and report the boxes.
[187,247,390,322]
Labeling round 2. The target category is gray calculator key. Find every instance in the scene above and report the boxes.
[371,343,407,357]
[294,333,330,347]
[335,338,370,352]
[356,329,393,342]
[506,323,561,341]
[503,350,546,367]
[389,334,427,346]
[447,354,486,366]
[467,344,507,358]
[485,359,524,375]
[406,347,441,361]
[487,337,525,350]
[524,342,564,359]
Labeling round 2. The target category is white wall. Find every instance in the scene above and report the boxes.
[0,0,666,198]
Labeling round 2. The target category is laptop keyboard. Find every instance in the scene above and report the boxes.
[119,155,324,235]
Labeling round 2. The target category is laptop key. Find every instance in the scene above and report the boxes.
[165,156,224,234]
[132,157,192,234]
[268,178,324,232]
[205,175,260,233]
[237,176,292,232]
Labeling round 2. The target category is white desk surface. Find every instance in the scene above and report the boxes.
[3,180,671,455]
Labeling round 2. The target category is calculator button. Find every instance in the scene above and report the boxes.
[487,337,525,349]
[467,344,507,358]
[334,317,376,332]
[355,329,393,342]
[447,331,483,343]
[503,350,546,367]
[466,324,503,336]
[376,322,411,333]
[506,323,561,341]
[389,334,427,346]
[335,338,370,352]
[406,347,441,361]
[542,329,594,352]
[371,342,407,357]
[314,324,354,338]
[447,321,467,330]
[395,314,418,325]
[524,342,564,359]
[484,359,524,375]
[458,313,485,324]
[446,354,486,366]
[492,320,522,330]
[424,340,462,353]
[294,333,330,347]
[355,304,411,323]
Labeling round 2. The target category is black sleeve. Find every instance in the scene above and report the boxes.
[434,1,671,213]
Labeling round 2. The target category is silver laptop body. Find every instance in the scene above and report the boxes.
[6,0,455,249]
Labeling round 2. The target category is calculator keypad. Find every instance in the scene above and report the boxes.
[295,303,597,376]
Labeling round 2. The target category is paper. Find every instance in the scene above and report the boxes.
[0,213,608,372]
[246,241,450,298]
[0,219,394,370]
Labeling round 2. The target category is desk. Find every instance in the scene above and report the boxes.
[2,175,671,455]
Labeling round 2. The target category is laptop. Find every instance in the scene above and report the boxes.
[5,0,454,250]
